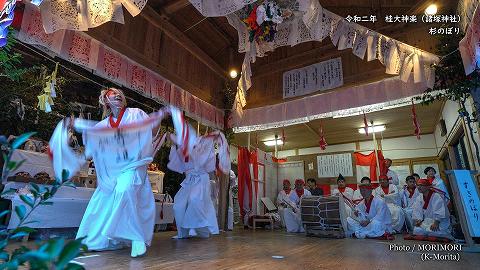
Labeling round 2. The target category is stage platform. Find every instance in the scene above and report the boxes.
[68,229,480,269]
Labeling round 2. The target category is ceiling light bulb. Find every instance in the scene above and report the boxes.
[425,4,438,16]
[229,69,238,79]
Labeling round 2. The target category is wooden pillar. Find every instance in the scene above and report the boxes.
[217,173,229,230]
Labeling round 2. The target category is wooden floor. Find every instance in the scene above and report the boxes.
[73,229,479,270]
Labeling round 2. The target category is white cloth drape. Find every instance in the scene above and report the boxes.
[36,0,148,34]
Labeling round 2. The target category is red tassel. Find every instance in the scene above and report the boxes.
[363,113,369,136]
[412,101,421,140]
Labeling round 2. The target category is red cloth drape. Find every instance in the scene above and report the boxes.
[354,151,385,182]
[237,147,252,219]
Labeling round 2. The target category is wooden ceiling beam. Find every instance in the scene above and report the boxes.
[140,5,227,78]
[206,18,235,46]
[163,0,191,15]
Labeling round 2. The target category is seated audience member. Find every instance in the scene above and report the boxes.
[347,179,393,239]
[332,174,355,219]
[332,174,354,200]
[276,179,292,227]
[412,179,452,239]
[353,176,371,201]
[424,167,450,201]
[384,158,399,186]
[283,179,311,233]
[400,175,420,232]
[306,178,324,196]
[374,175,405,233]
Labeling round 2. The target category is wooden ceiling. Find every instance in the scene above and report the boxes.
[232,100,444,151]
[83,0,458,111]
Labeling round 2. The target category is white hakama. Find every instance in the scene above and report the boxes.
[347,196,392,238]
[412,191,452,239]
[169,141,219,238]
[283,189,311,233]
[374,184,405,233]
[276,190,291,227]
[332,187,355,218]
[167,108,230,239]
[400,186,421,232]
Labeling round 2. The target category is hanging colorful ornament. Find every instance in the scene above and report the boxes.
[37,63,59,113]
[412,100,421,139]
[0,0,16,47]
[319,123,327,150]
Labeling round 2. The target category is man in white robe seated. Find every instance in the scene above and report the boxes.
[353,176,371,201]
[332,174,355,217]
[412,179,452,239]
[400,175,420,232]
[374,175,405,233]
[332,174,354,200]
[384,158,399,186]
[347,181,393,239]
[283,179,311,233]
[424,167,450,201]
[276,179,292,227]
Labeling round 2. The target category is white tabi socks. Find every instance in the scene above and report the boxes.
[131,241,146,258]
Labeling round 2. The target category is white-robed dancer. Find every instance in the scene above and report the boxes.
[49,88,168,257]
[374,175,405,233]
[400,175,421,232]
[412,178,452,239]
[283,179,311,233]
[168,107,230,239]
[347,181,393,239]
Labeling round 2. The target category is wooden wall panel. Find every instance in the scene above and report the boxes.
[246,24,437,108]
[87,16,224,107]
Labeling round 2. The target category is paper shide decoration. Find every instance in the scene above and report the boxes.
[37,62,59,113]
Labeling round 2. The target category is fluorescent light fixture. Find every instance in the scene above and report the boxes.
[332,112,361,119]
[264,139,283,146]
[425,4,437,15]
[358,125,386,134]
